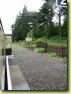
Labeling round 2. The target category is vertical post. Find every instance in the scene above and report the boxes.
[62,45,63,58]
[45,43,47,52]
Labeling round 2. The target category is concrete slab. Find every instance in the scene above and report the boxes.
[9,65,30,90]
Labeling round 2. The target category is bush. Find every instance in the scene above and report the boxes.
[50,52,57,57]
[32,45,36,48]
[34,48,45,53]
[35,38,46,43]
[17,40,26,47]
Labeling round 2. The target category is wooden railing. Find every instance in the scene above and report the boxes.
[36,42,67,58]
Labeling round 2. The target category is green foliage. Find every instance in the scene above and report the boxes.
[49,52,58,57]
[35,36,67,47]
[33,25,47,38]
[11,0,67,42]
[12,5,31,42]
[48,52,60,59]
[16,36,67,48]
[35,38,47,43]
[34,48,45,53]
[61,19,67,36]
[17,40,26,47]
[48,36,67,42]
[27,31,33,38]
[31,44,36,49]
[12,15,30,41]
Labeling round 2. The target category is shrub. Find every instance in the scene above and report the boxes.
[35,38,46,43]
[17,40,26,47]
[50,52,57,57]
[32,45,36,48]
[34,48,45,53]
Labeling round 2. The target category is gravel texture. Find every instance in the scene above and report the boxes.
[9,44,67,90]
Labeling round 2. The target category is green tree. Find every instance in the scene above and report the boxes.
[39,1,54,37]
[11,5,30,41]
[11,1,67,42]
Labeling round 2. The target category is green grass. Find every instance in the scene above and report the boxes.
[48,52,61,59]
[16,40,26,47]
[35,36,67,47]
[34,48,45,53]
[16,36,67,58]
[16,36,67,48]
[5,38,12,44]
[47,36,67,47]
[47,40,67,47]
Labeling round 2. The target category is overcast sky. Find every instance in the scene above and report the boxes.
[0,0,44,34]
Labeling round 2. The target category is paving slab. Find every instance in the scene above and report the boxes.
[9,65,30,90]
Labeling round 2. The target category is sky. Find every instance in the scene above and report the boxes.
[0,0,44,34]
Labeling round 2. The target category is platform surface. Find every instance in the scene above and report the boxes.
[9,65,30,90]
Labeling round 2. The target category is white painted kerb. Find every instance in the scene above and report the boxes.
[6,56,12,90]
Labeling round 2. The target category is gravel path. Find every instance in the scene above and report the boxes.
[9,44,67,90]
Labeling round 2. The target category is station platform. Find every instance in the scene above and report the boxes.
[9,65,30,90]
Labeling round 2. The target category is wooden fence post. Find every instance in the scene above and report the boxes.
[62,45,63,58]
[46,43,47,52]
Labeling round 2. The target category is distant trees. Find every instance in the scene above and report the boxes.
[12,5,37,41]
[12,5,30,41]
[34,1,54,38]
[11,1,67,42]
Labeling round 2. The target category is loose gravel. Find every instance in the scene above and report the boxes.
[9,44,67,90]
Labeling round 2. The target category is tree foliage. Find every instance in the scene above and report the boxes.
[11,1,67,42]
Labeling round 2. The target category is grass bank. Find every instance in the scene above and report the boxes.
[16,36,67,58]
[16,36,67,48]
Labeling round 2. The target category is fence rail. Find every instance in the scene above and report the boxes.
[36,42,67,58]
